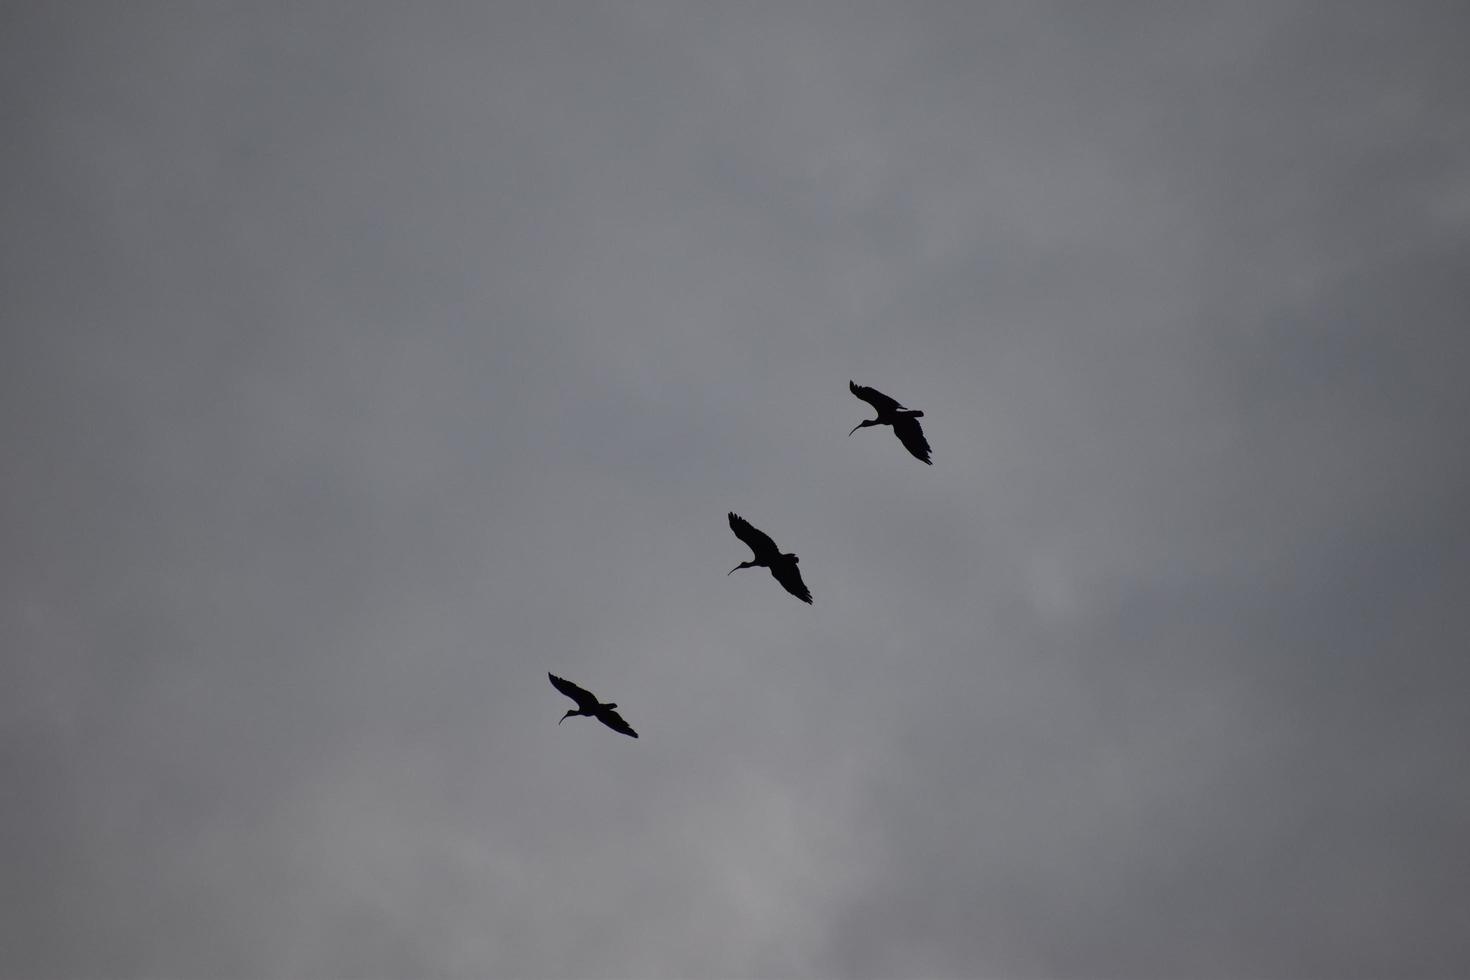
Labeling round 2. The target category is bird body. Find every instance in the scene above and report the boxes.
[727,512,812,604]
[549,673,639,737]
[848,380,932,464]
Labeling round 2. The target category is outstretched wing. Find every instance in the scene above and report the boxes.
[893,415,932,465]
[595,707,639,738]
[850,380,904,413]
[549,673,599,711]
[770,559,813,604]
[729,512,779,560]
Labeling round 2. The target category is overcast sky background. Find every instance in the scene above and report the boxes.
[4,2,1469,977]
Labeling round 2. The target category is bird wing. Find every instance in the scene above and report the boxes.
[548,673,599,711]
[729,512,779,559]
[850,380,904,413]
[893,415,933,464]
[770,559,813,604]
[595,707,639,738]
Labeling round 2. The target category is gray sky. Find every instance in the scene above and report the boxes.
[4,2,1469,977]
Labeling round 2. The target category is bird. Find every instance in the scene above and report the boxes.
[848,380,932,464]
[726,511,812,604]
[548,673,639,738]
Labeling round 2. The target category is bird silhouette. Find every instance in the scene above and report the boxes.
[848,380,932,464]
[549,673,639,738]
[726,512,812,604]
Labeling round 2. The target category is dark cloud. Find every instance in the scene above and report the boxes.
[3,2,1467,977]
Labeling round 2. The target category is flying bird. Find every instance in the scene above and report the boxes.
[726,512,812,604]
[848,380,932,464]
[548,673,639,738]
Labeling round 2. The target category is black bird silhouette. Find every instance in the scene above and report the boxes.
[848,381,932,464]
[727,512,812,604]
[549,673,639,738]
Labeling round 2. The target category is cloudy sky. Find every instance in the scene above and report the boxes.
[4,2,1468,977]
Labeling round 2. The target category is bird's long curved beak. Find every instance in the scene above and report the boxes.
[727,565,741,575]
[848,423,862,436]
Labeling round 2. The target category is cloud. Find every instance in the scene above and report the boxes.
[3,2,1467,977]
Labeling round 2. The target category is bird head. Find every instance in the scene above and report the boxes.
[559,709,576,725]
